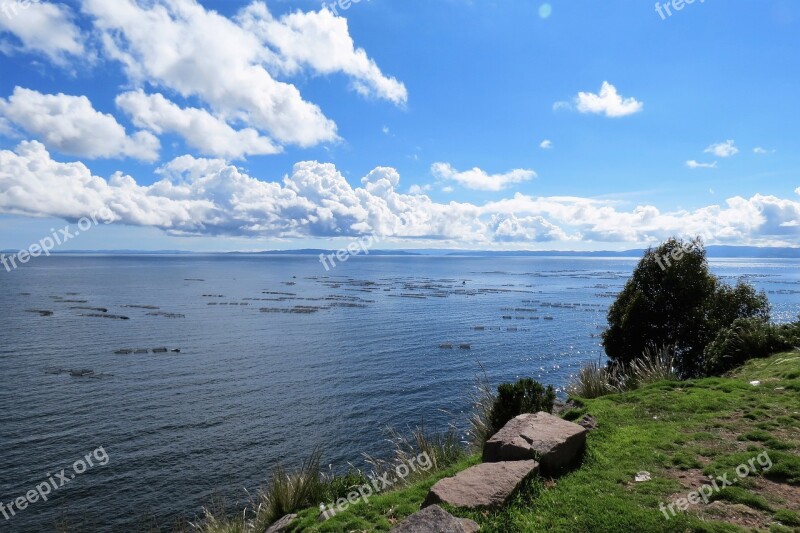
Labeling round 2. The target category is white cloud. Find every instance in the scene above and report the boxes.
[431,163,536,192]
[0,87,159,161]
[574,81,643,118]
[80,0,406,150]
[82,0,337,148]
[0,0,85,64]
[539,139,553,150]
[236,3,407,106]
[705,140,738,158]
[1,141,799,246]
[754,147,775,155]
[686,160,717,169]
[116,90,281,159]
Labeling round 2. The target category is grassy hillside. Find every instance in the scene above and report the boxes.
[284,350,800,532]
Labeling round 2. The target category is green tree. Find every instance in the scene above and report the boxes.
[602,237,770,377]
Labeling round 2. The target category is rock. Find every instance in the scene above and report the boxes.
[578,415,598,431]
[634,471,651,482]
[423,460,538,509]
[392,505,479,532]
[482,412,587,473]
[264,513,296,533]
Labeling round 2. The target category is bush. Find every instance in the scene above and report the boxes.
[602,237,770,377]
[488,378,555,436]
[704,318,800,375]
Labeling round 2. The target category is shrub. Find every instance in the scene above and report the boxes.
[704,318,800,375]
[488,378,555,435]
[602,237,770,377]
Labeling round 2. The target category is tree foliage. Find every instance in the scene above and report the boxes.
[602,237,770,377]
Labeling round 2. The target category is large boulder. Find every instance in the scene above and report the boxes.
[423,460,538,509]
[391,504,479,532]
[482,412,587,473]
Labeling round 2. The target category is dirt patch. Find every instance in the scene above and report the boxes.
[699,501,772,529]
[661,468,800,529]
[753,477,800,510]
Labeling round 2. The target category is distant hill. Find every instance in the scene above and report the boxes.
[440,246,800,259]
[2,246,798,258]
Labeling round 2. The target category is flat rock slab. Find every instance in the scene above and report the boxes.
[264,513,296,533]
[423,460,538,509]
[391,504,480,532]
[482,412,587,473]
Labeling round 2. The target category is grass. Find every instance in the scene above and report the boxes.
[567,345,678,399]
[191,423,467,533]
[245,350,800,533]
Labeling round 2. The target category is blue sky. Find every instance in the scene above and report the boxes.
[0,0,798,251]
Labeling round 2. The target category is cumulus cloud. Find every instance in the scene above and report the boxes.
[116,90,281,159]
[754,146,775,155]
[705,140,738,157]
[81,0,337,148]
[686,160,717,169]
[2,141,797,246]
[539,139,553,150]
[431,163,536,192]
[77,0,406,152]
[0,0,85,63]
[236,2,408,105]
[574,81,643,118]
[0,87,159,161]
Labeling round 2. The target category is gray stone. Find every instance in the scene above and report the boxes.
[264,513,296,533]
[482,412,587,473]
[423,460,538,509]
[391,504,480,532]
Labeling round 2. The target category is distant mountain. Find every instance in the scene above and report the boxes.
[440,246,800,259]
[235,249,420,256]
[2,246,797,258]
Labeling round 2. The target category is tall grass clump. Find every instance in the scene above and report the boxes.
[467,367,496,450]
[568,345,678,399]
[625,344,678,387]
[365,421,465,483]
[193,450,327,533]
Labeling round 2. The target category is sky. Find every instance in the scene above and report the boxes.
[0,0,798,252]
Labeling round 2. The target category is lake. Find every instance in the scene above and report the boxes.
[1,255,798,531]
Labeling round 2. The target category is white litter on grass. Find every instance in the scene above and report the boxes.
[635,471,651,482]
[750,380,760,386]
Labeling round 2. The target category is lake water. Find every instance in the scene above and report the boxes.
[1,255,798,531]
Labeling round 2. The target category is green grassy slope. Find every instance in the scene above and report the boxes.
[288,351,800,532]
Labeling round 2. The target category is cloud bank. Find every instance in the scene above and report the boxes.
[1,141,798,247]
